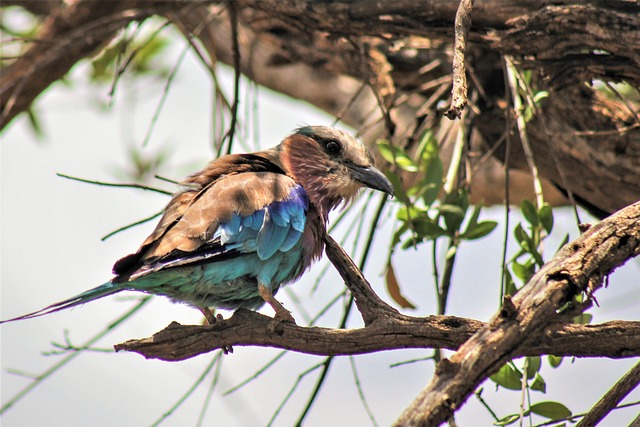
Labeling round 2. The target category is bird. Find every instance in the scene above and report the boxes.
[1,126,393,325]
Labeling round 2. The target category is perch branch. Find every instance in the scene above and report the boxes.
[113,312,640,362]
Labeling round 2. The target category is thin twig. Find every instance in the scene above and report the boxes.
[0,297,151,414]
[445,0,474,120]
[57,173,172,195]
[224,1,241,155]
[150,352,222,427]
[142,40,190,147]
[268,363,324,427]
[575,361,640,427]
[500,59,512,303]
[505,57,544,209]
[349,356,379,427]
[196,354,224,427]
[224,351,287,396]
[101,210,163,241]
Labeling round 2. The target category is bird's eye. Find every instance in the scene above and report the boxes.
[324,140,341,156]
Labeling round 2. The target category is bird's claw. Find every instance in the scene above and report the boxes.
[266,308,296,335]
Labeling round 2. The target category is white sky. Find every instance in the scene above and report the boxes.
[1,34,639,427]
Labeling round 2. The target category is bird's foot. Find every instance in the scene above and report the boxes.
[258,283,297,327]
[273,307,296,325]
[199,308,233,354]
[266,306,296,335]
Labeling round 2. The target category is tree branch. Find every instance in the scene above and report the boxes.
[114,310,640,362]
[394,201,640,426]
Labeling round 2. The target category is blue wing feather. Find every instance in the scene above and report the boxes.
[216,184,308,260]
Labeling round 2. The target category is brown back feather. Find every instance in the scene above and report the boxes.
[112,150,289,279]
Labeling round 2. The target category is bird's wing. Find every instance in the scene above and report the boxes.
[113,172,308,281]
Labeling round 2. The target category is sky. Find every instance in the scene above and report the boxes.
[1,30,639,427]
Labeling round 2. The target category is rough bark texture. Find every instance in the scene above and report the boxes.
[114,313,640,362]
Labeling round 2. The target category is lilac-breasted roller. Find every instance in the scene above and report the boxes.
[1,126,393,324]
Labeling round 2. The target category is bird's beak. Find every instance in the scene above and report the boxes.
[347,163,395,196]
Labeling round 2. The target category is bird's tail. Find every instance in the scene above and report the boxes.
[0,282,123,324]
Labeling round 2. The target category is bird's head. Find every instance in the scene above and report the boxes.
[278,126,394,218]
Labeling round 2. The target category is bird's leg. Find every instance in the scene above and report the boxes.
[258,283,296,324]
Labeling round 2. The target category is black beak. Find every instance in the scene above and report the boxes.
[347,163,394,196]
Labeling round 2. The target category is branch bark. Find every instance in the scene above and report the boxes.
[114,312,640,362]
[394,201,640,426]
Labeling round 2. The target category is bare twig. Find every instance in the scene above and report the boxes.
[56,173,172,195]
[1,297,151,414]
[445,0,474,120]
[224,0,241,155]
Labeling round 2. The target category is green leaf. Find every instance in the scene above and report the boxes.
[441,190,469,232]
[416,129,439,163]
[572,313,592,325]
[465,204,482,232]
[530,401,572,420]
[526,356,541,379]
[421,157,443,206]
[548,355,563,368]
[521,200,539,226]
[533,90,549,105]
[530,247,545,268]
[412,217,448,241]
[514,223,532,251]
[397,205,428,222]
[377,140,419,172]
[503,269,519,296]
[26,107,44,139]
[385,170,410,204]
[539,204,554,234]
[531,372,546,393]
[512,260,534,282]
[462,221,498,240]
[391,222,410,247]
[490,364,522,391]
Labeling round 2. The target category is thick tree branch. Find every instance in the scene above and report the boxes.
[114,311,640,362]
[395,201,640,426]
